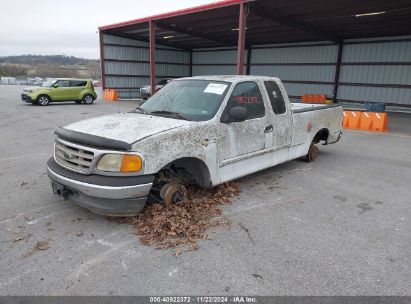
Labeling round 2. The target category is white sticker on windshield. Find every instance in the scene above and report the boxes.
[203,83,228,95]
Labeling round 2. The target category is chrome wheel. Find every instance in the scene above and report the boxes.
[37,95,50,106]
[82,95,94,104]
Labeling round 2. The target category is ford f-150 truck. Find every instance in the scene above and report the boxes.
[46,76,342,216]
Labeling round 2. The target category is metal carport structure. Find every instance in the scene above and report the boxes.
[98,0,411,107]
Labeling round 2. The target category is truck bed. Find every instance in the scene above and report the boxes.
[290,102,342,113]
[290,102,343,150]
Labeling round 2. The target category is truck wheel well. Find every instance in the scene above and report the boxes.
[157,157,212,188]
[312,128,329,144]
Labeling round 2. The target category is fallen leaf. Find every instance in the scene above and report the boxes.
[13,236,24,242]
[35,241,50,251]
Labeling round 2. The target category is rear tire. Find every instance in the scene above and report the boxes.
[37,95,50,106]
[82,94,94,104]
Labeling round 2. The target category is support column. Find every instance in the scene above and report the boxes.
[99,31,106,90]
[236,2,247,75]
[333,43,343,103]
[149,20,156,95]
[246,46,252,75]
[189,50,193,77]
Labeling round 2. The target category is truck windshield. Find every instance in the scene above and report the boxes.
[41,80,57,87]
[140,80,230,121]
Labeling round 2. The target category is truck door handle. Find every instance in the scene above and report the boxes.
[264,125,273,133]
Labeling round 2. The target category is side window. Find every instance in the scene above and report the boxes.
[224,81,265,120]
[70,80,87,87]
[58,80,70,87]
[264,81,286,115]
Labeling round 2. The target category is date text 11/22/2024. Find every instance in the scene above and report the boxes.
[149,296,258,303]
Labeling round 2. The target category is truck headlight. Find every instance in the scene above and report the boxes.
[96,154,142,173]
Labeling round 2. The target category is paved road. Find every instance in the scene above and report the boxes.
[0,85,410,295]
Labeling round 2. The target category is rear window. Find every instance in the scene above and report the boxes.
[70,80,87,87]
[264,81,286,114]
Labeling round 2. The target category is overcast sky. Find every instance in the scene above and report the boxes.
[0,0,215,59]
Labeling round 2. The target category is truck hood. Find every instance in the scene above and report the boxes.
[63,113,193,145]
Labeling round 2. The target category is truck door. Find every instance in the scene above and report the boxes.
[219,81,272,181]
[263,80,293,149]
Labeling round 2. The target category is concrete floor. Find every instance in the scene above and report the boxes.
[0,85,410,295]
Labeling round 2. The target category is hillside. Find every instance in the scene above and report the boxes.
[0,55,100,79]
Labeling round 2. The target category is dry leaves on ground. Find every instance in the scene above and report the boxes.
[113,182,240,254]
[35,241,51,251]
[22,240,52,258]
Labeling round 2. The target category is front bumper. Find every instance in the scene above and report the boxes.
[21,93,35,103]
[46,158,154,216]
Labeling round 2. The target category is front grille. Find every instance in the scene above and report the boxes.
[55,140,95,174]
[21,93,31,101]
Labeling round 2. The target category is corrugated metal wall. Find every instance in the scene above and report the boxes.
[190,37,411,106]
[250,42,338,99]
[192,48,247,75]
[338,36,411,106]
[102,34,190,98]
[102,34,411,106]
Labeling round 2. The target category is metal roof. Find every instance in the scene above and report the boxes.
[99,0,411,48]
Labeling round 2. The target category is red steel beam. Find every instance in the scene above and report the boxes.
[149,20,156,95]
[236,2,247,75]
[98,0,246,31]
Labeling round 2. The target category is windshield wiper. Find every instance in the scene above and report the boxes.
[130,107,149,114]
[149,110,192,121]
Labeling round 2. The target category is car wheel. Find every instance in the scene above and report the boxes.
[75,101,82,104]
[37,95,50,106]
[82,94,94,104]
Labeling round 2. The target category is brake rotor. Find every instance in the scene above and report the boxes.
[307,144,319,162]
[160,183,187,206]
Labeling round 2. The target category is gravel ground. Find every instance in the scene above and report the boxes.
[0,85,410,295]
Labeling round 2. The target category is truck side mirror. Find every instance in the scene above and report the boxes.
[228,106,247,122]
[53,84,59,88]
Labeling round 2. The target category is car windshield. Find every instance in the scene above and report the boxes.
[140,80,230,121]
[41,80,56,87]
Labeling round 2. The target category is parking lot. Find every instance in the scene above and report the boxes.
[0,85,410,295]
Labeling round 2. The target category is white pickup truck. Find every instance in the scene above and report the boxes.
[47,76,342,216]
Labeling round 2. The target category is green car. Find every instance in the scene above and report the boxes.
[21,78,97,106]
